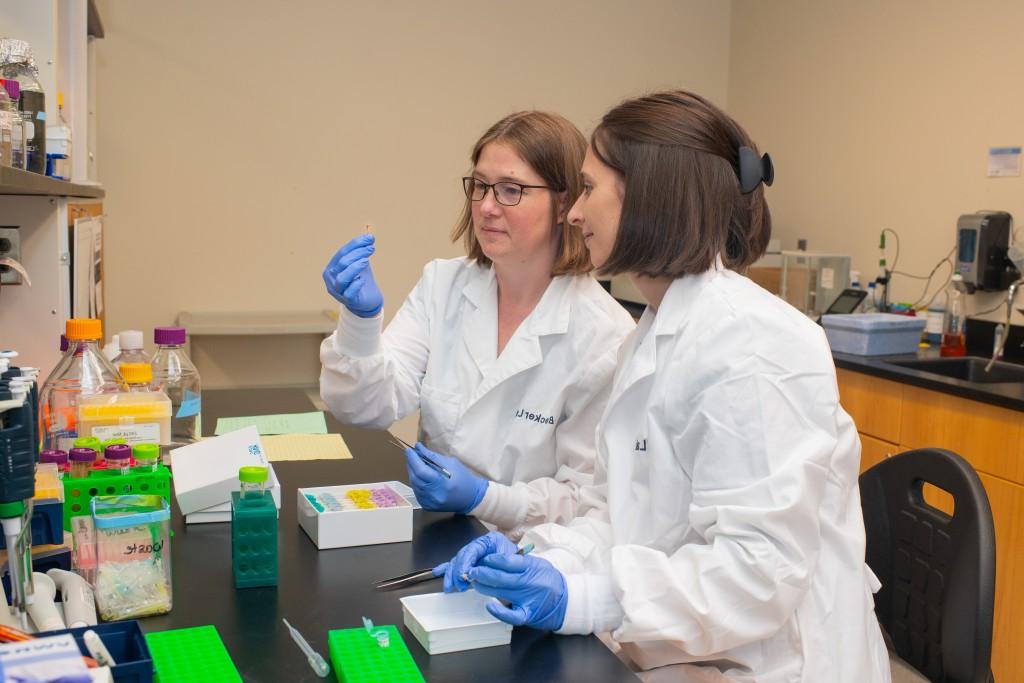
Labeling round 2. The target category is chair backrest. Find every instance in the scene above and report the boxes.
[859,448,995,683]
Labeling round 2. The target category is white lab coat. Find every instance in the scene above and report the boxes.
[523,266,891,683]
[320,257,635,537]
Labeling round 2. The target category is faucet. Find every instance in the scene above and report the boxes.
[988,278,1024,372]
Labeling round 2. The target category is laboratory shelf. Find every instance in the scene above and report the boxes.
[0,165,104,198]
[177,309,337,335]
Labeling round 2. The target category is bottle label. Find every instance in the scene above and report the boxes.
[176,390,201,418]
[91,423,162,444]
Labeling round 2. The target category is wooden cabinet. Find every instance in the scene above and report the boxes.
[839,369,1024,683]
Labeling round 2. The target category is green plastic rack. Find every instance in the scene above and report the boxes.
[230,490,278,588]
[62,465,172,531]
[328,625,424,683]
[144,625,242,683]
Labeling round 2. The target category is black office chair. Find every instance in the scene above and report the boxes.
[859,448,996,683]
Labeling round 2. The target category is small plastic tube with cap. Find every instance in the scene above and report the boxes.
[39,449,69,478]
[239,466,268,501]
[73,437,103,465]
[132,443,160,473]
[104,444,132,476]
[69,447,97,479]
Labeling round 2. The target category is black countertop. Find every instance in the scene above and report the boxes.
[833,348,1024,412]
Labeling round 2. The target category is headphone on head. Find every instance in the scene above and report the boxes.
[737,146,774,194]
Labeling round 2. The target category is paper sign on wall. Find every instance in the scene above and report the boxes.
[988,147,1021,177]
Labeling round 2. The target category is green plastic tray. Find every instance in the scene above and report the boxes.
[328,625,424,683]
[62,465,171,531]
[144,625,241,683]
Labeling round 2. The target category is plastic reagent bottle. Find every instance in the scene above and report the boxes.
[132,443,160,473]
[0,79,12,166]
[151,327,201,448]
[121,363,154,392]
[1,79,25,169]
[38,319,125,452]
[0,39,46,174]
[940,273,967,358]
[46,91,71,179]
[111,330,148,366]
[104,444,132,476]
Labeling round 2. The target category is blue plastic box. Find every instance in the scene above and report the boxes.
[0,500,63,550]
[38,620,154,683]
[821,313,927,356]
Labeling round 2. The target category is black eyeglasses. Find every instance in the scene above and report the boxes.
[461,177,559,207]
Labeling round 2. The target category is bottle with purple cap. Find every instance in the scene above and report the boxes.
[68,447,96,479]
[39,449,68,478]
[104,444,132,476]
[150,327,201,451]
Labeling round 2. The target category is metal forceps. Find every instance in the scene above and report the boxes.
[387,434,452,479]
[374,543,535,591]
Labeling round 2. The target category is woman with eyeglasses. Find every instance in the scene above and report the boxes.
[320,111,634,538]
[438,92,890,682]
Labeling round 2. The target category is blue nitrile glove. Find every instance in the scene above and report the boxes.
[434,530,518,593]
[405,442,488,515]
[469,553,568,631]
[322,234,383,317]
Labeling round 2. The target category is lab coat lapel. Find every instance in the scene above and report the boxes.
[464,276,571,409]
[460,266,498,376]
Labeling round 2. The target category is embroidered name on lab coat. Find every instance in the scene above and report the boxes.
[635,439,647,452]
[514,408,555,425]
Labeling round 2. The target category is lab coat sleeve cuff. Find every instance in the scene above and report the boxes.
[332,306,384,358]
[557,573,623,635]
[470,481,528,537]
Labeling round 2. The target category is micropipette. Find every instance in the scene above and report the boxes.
[282,618,330,678]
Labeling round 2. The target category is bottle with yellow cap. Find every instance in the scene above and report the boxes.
[39,319,125,451]
[77,361,171,447]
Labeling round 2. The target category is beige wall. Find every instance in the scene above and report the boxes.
[95,0,732,387]
[729,0,1024,324]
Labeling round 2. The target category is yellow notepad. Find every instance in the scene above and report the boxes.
[260,433,353,461]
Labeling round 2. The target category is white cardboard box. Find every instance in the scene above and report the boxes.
[401,590,512,654]
[297,482,412,549]
[170,426,278,515]
[183,465,281,524]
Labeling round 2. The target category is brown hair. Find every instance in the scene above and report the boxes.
[452,111,591,275]
[592,90,772,278]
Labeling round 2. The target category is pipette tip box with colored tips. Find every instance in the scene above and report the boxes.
[328,624,424,683]
[297,482,412,549]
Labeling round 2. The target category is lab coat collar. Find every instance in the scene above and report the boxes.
[461,264,572,336]
[611,262,722,402]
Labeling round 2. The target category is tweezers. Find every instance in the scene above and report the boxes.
[373,544,534,591]
[387,435,452,479]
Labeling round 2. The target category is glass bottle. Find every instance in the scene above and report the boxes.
[0,39,46,174]
[46,91,71,179]
[151,327,202,449]
[940,273,967,357]
[0,79,12,167]
[1,79,26,169]
[38,319,126,452]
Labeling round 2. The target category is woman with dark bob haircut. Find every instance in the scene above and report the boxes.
[320,112,634,538]
[439,92,891,682]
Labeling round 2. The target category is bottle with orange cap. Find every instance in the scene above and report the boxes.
[38,318,125,451]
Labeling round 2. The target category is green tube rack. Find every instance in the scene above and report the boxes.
[231,490,277,588]
[62,465,172,531]
[328,625,424,683]
[145,625,242,683]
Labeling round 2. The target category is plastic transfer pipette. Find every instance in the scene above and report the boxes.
[282,618,329,678]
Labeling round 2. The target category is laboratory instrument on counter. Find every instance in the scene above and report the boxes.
[388,435,452,479]
[0,39,46,174]
[26,572,64,632]
[69,447,97,478]
[376,543,534,591]
[111,330,148,366]
[282,618,330,678]
[956,211,1017,292]
[151,327,201,450]
[822,289,868,316]
[39,319,125,452]
[940,273,967,357]
[46,569,97,628]
[105,444,132,476]
[132,443,160,472]
[779,251,851,318]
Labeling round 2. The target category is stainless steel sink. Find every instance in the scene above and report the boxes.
[888,356,1024,384]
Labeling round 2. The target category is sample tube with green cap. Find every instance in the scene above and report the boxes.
[239,466,268,500]
[132,443,160,472]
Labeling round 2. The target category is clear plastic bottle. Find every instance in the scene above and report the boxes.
[0,39,46,174]
[239,466,268,500]
[38,319,126,452]
[121,363,154,391]
[1,79,25,169]
[111,330,148,366]
[151,327,201,450]
[940,273,967,358]
[0,79,12,167]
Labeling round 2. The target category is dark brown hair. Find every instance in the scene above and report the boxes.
[592,90,772,277]
[452,111,591,275]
